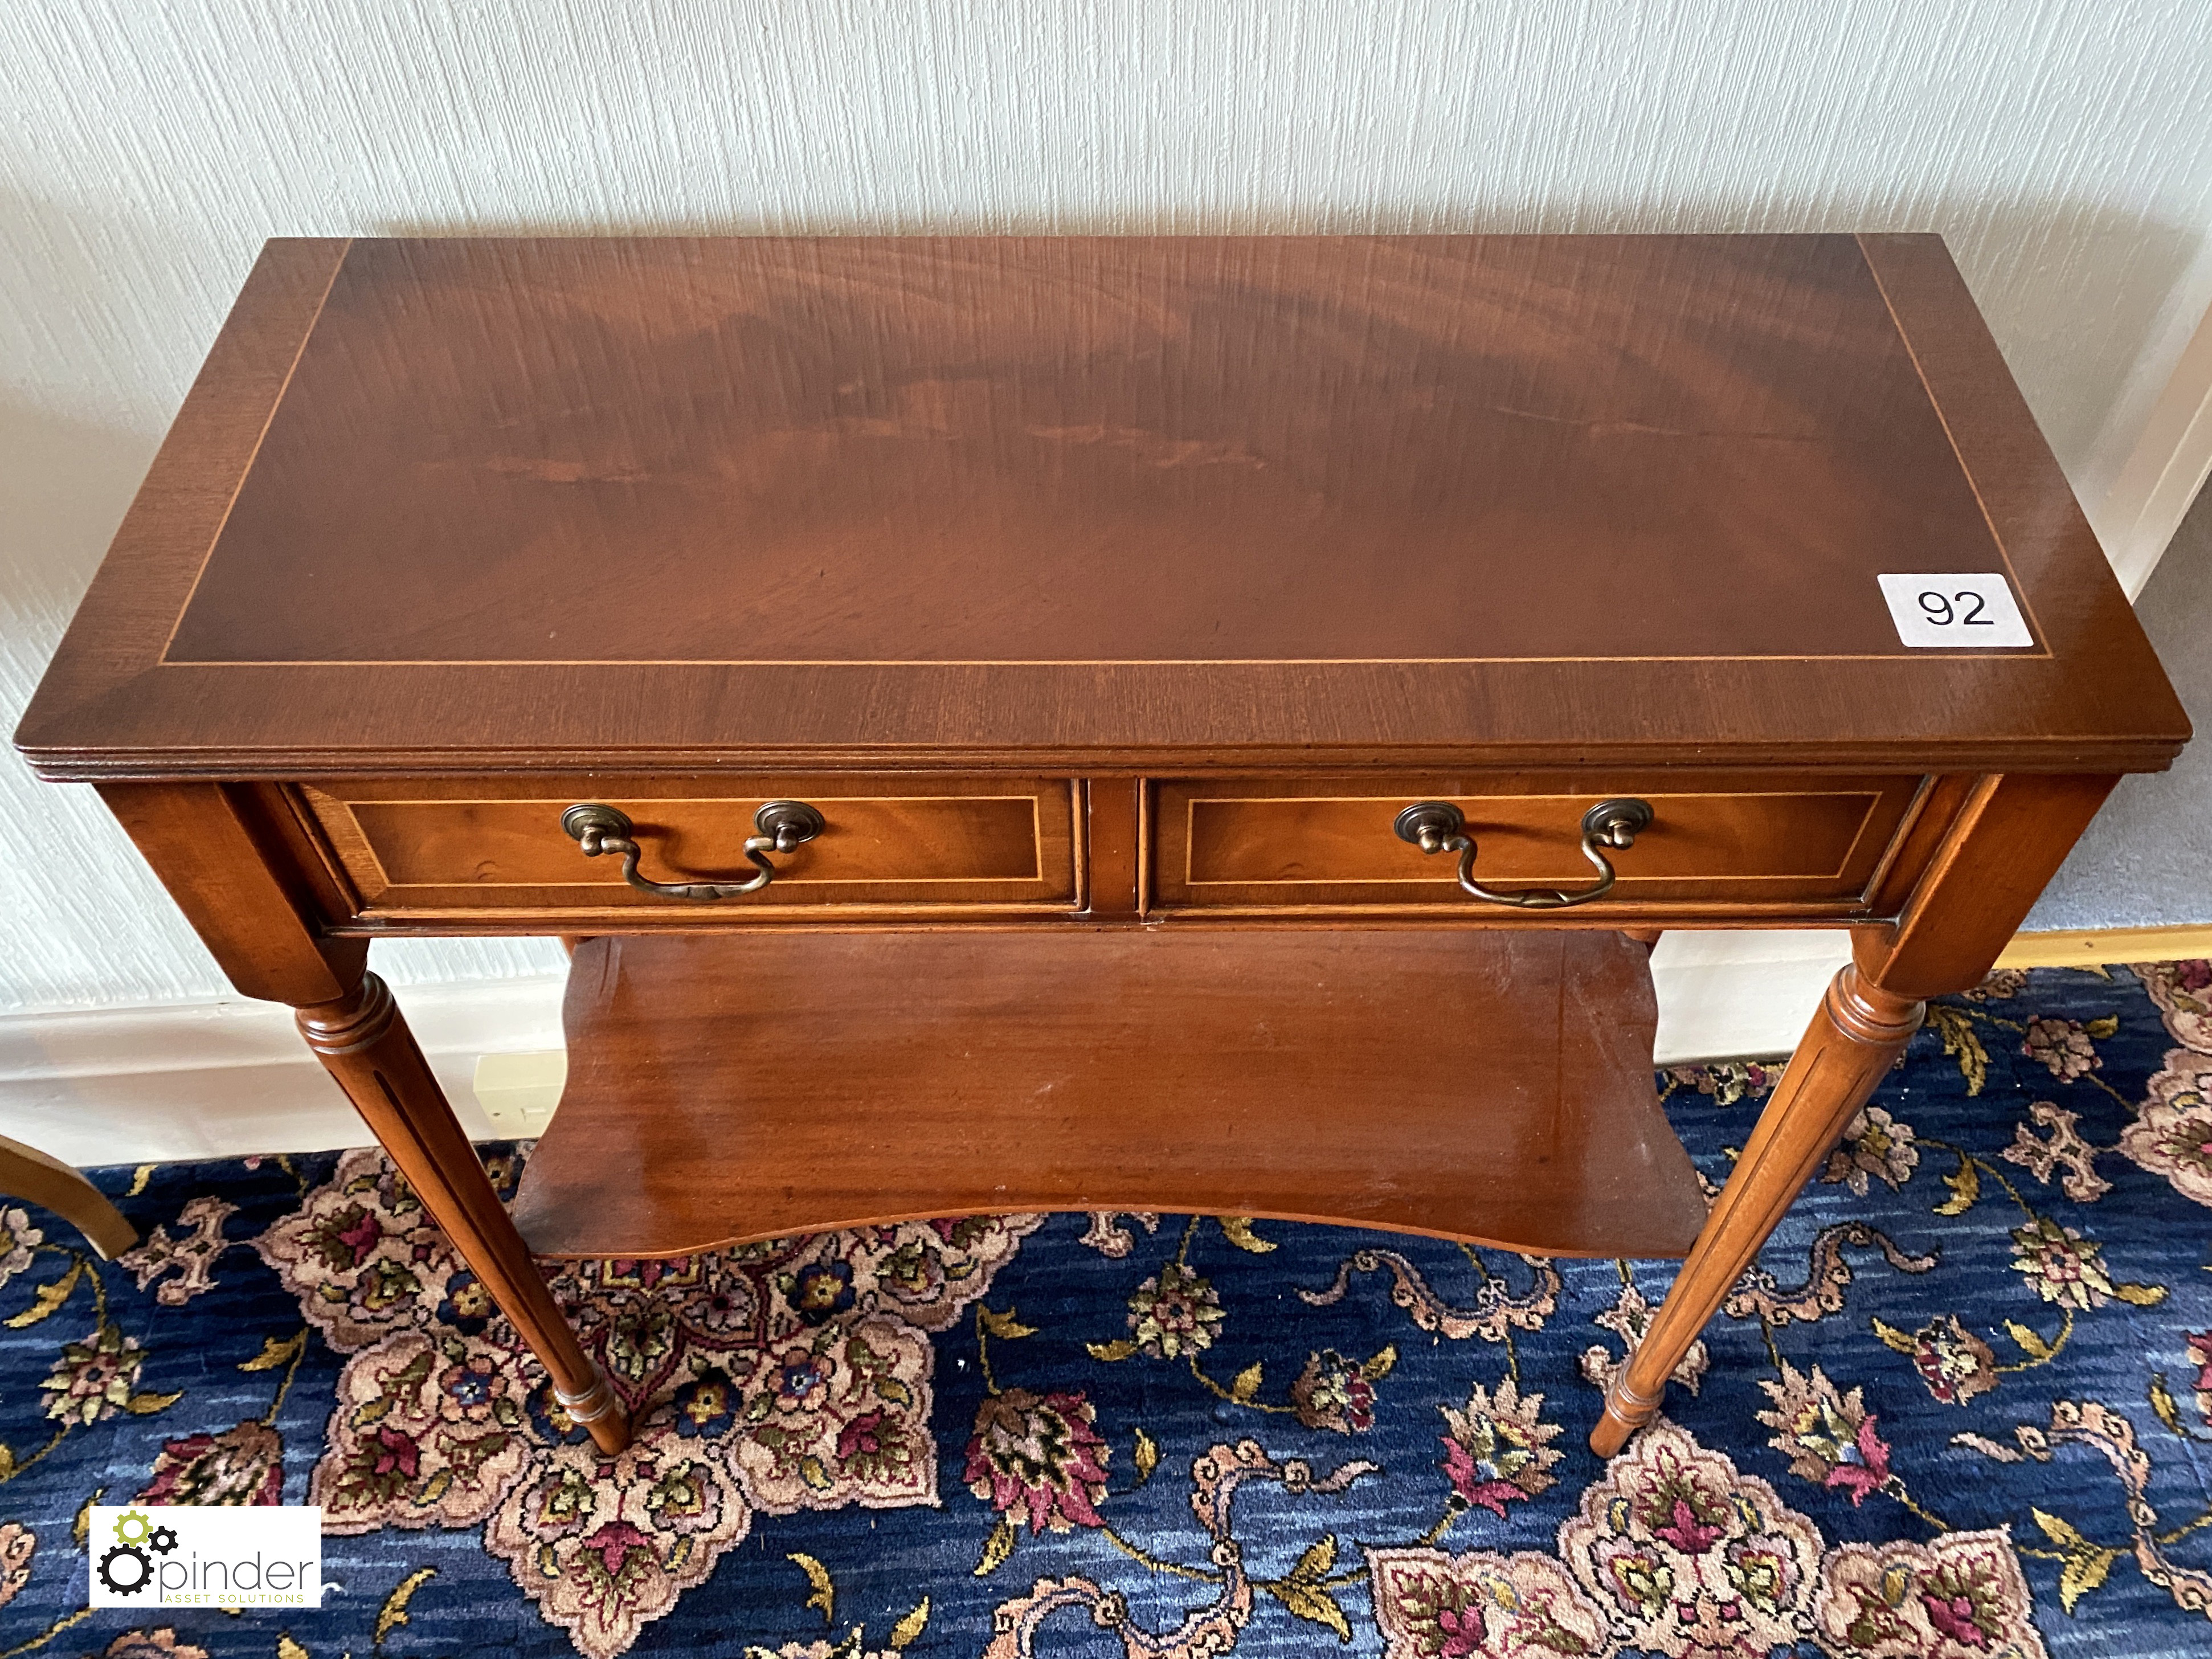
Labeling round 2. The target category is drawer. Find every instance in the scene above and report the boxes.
[295,776,1080,918]
[1152,774,1926,914]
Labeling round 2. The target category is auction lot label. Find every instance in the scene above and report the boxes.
[1875,572,2034,648]
[89,1505,321,1608]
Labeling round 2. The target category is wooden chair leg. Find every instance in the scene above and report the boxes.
[0,1133,138,1260]
[1591,963,1923,1456]
[296,973,628,1453]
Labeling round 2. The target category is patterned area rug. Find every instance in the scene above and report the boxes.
[5,961,2212,1657]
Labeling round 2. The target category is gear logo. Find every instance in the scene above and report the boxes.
[89,1501,318,1608]
[95,1509,175,1596]
[97,1543,152,1595]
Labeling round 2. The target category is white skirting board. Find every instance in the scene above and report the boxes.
[0,977,566,1167]
[1646,928,1852,1064]
[0,931,1865,1167]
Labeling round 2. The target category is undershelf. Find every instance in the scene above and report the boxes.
[509,927,1710,1260]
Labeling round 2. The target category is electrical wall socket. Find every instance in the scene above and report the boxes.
[472,1049,567,1139]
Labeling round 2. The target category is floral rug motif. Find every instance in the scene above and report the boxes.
[3,961,2212,1657]
[247,1146,1036,1653]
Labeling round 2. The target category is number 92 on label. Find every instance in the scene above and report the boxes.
[1876,573,2034,648]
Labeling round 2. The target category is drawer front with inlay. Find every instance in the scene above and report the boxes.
[296,776,1080,918]
[1152,773,1927,915]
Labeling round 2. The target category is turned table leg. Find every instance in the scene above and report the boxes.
[1592,963,1921,1454]
[1590,773,2120,1456]
[297,973,629,1454]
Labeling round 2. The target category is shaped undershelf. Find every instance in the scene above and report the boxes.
[509,927,1709,1260]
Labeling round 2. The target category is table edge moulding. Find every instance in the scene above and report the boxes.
[15,232,2190,1460]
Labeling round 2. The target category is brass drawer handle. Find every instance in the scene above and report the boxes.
[1394,798,1653,909]
[561,801,825,901]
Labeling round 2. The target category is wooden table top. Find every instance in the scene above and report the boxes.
[18,234,2186,778]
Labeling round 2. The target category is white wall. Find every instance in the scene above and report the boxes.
[6,0,2212,1014]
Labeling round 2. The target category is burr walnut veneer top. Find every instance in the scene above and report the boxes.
[18,234,2186,777]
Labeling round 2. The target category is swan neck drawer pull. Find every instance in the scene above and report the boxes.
[1393,798,1653,909]
[561,801,825,901]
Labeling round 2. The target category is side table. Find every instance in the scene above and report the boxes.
[18,233,2188,1458]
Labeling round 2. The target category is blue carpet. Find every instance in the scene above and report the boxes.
[5,961,2212,1657]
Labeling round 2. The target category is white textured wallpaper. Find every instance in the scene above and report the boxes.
[4,0,2211,1012]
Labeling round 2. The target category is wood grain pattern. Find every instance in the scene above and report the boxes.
[512,929,1711,1260]
[1855,771,2120,998]
[167,236,2001,667]
[15,235,2189,781]
[98,781,367,1004]
[1154,772,1920,912]
[1082,778,1146,918]
[1856,775,1977,921]
[295,774,1078,918]
[16,234,2192,1467]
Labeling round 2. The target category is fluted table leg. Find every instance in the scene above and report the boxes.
[1592,965,1923,1456]
[297,974,628,1454]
